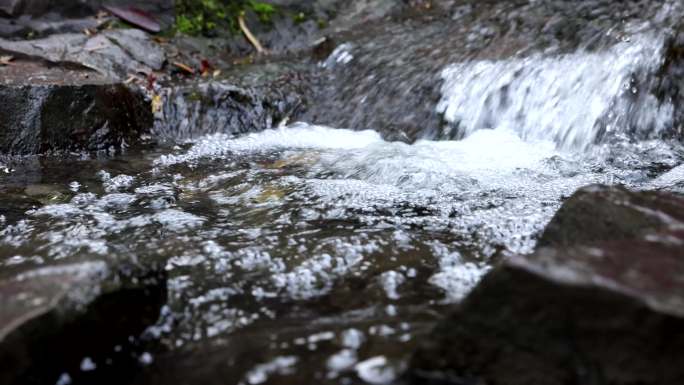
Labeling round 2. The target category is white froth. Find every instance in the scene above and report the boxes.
[155,123,382,166]
[438,34,672,150]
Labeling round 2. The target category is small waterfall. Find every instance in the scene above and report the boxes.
[437,33,675,150]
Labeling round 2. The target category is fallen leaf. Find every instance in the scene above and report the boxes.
[103,5,161,33]
[152,94,163,114]
[0,55,14,66]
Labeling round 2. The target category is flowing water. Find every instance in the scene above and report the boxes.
[2,11,684,385]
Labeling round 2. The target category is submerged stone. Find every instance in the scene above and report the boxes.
[410,185,684,385]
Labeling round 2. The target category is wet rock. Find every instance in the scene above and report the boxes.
[1,0,173,19]
[102,29,165,70]
[0,262,167,385]
[654,23,684,142]
[650,164,684,194]
[538,184,684,247]
[410,185,684,385]
[0,60,152,155]
[0,0,50,17]
[154,62,310,140]
[0,13,103,38]
[303,0,684,143]
[0,28,165,80]
[0,1,174,38]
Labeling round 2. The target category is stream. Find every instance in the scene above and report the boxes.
[1,6,684,385]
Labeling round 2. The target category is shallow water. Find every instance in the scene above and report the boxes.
[1,121,682,384]
[2,8,684,383]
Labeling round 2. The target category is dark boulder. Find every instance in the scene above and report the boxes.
[0,61,152,155]
[410,185,684,385]
[0,262,167,385]
[0,0,50,17]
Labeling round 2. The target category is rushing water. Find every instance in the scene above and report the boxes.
[437,32,673,150]
[2,20,684,385]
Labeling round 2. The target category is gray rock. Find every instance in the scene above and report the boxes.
[103,29,165,70]
[0,61,152,155]
[302,0,684,143]
[0,0,50,17]
[0,28,165,80]
[538,184,684,247]
[154,62,310,141]
[1,0,173,19]
[410,185,684,385]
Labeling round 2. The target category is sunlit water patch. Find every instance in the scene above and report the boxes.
[1,123,682,384]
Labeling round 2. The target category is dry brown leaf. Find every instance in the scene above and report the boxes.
[0,55,14,66]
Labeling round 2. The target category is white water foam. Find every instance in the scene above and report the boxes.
[148,123,637,302]
[155,123,382,167]
[437,33,673,150]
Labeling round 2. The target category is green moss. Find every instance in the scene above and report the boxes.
[174,0,279,36]
[317,18,327,29]
[250,1,276,23]
[176,14,203,35]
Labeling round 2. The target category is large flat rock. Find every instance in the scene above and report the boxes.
[0,29,166,80]
[410,185,684,385]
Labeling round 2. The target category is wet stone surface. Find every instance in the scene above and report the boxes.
[153,62,311,142]
[411,185,684,385]
[303,0,684,145]
[0,28,166,80]
[0,63,152,155]
[0,262,166,385]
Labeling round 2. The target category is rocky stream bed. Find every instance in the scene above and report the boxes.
[1,1,684,385]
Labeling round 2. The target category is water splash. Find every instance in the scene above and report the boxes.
[437,33,674,150]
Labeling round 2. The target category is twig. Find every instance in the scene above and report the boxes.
[238,14,266,54]
[173,61,195,75]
